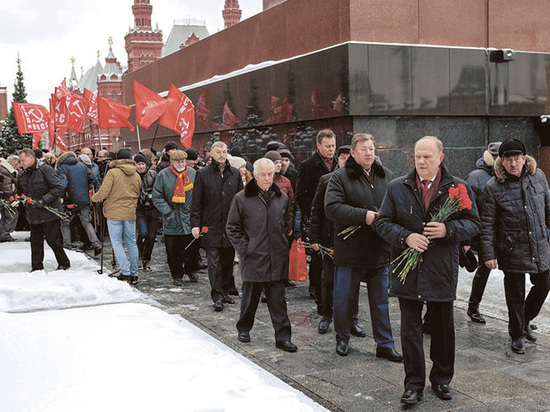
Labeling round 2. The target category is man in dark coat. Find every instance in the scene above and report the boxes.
[325,134,401,362]
[156,141,179,172]
[226,158,297,353]
[309,145,350,334]
[480,138,550,355]
[296,129,337,304]
[463,141,501,324]
[375,136,480,405]
[191,141,244,312]
[17,148,71,272]
[55,151,101,255]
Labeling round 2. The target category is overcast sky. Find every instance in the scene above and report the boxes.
[0,0,262,108]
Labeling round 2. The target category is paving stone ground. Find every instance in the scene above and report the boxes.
[89,238,550,412]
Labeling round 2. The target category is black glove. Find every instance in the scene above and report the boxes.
[34,199,45,208]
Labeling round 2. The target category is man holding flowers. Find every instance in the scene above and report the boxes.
[375,136,480,405]
[16,148,71,272]
[325,133,401,361]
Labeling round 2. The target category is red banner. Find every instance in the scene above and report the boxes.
[220,101,238,129]
[133,80,172,129]
[159,84,195,147]
[195,90,211,126]
[52,92,69,128]
[83,88,98,123]
[13,103,51,134]
[66,93,85,133]
[97,95,135,131]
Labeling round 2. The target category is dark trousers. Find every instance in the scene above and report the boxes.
[309,251,323,301]
[399,299,455,392]
[468,264,492,309]
[206,247,235,302]
[164,233,194,280]
[30,220,70,271]
[503,270,550,339]
[320,257,335,318]
[237,280,292,343]
[334,265,394,347]
[136,213,159,262]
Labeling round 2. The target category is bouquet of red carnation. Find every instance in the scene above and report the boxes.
[392,183,473,284]
[298,240,334,260]
[1,197,17,218]
[16,194,71,222]
[185,226,209,250]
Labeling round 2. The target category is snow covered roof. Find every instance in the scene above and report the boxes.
[162,19,210,57]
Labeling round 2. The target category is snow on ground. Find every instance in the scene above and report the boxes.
[0,232,326,412]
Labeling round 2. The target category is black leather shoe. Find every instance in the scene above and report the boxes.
[276,340,297,352]
[432,384,452,400]
[173,278,183,287]
[238,331,250,343]
[525,325,537,342]
[227,286,239,296]
[214,300,224,312]
[186,271,199,282]
[336,341,349,356]
[467,309,486,324]
[94,247,102,257]
[318,317,331,334]
[223,295,235,304]
[350,324,367,337]
[400,389,423,405]
[512,338,525,354]
[284,280,297,287]
[56,264,71,271]
[376,347,403,363]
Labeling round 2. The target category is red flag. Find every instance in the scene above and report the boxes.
[51,92,69,128]
[97,95,135,131]
[32,133,42,149]
[83,89,98,123]
[55,134,68,151]
[266,96,293,124]
[133,80,171,129]
[55,79,70,99]
[220,101,238,129]
[66,93,85,133]
[159,85,195,147]
[12,103,51,134]
[195,90,211,126]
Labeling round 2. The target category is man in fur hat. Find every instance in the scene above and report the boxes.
[463,142,501,324]
[481,138,550,354]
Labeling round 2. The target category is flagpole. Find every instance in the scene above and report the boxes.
[136,124,142,152]
[150,123,160,150]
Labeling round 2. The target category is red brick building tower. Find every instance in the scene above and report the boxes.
[124,0,163,73]
[222,0,242,29]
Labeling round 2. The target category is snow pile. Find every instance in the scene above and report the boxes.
[0,233,326,412]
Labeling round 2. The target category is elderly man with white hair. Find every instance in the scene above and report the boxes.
[226,158,297,353]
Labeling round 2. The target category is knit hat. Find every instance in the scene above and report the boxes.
[116,148,133,160]
[228,146,242,157]
[170,150,188,161]
[186,148,199,161]
[337,145,351,156]
[139,149,154,167]
[499,139,526,158]
[228,156,246,169]
[134,154,147,164]
[277,148,294,160]
[78,154,92,166]
[264,150,282,162]
[266,141,281,152]
[164,140,179,152]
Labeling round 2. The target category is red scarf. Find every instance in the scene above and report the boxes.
[170,165,193,203]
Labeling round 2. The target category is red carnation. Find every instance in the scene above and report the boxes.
[26,197,33,204]
[9,196,14,202]
[201,226,209,234]
[330,250,334,256]
[15,194,19,199]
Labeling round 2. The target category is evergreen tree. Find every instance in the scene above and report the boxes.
[0,55,31,158]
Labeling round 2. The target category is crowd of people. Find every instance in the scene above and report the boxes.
[1,131,549,407]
